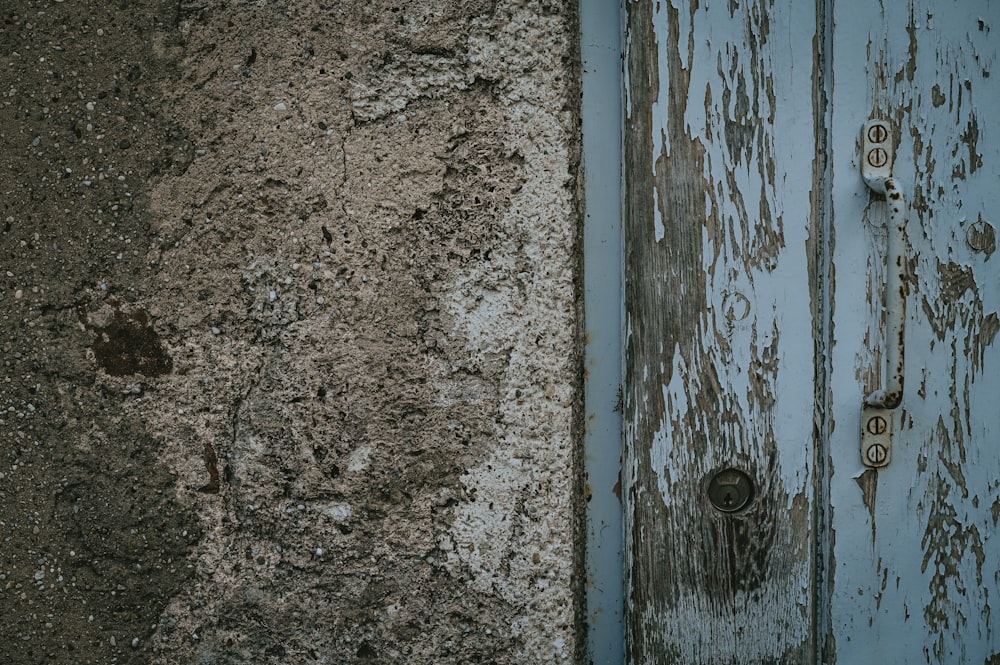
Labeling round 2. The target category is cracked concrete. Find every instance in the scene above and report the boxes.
[1,0,582,663]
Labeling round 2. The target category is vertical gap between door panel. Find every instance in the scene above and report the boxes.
[814,0,836,661]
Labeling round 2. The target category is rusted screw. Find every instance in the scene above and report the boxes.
[867,123,889,144]
[866,415,887,436]
[867,148,889,168]
[865,443,888,465]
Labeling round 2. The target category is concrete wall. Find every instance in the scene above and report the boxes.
[0,1,583,663]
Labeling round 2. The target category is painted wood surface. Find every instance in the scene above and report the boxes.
[580,1,626,662]
[624,0,1000,662]
[826,1,1000,662]
[622,1,821,662]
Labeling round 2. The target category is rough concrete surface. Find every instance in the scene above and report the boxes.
[0,1,582,663]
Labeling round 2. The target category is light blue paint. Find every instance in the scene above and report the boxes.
[580,2,624,663]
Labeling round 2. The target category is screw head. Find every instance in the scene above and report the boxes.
[867,123,889,144]
[865,443,888,465]
[867,147,889,168]
[866,415,887,436]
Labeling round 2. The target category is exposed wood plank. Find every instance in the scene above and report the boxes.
[827,1,1000,662]
[622,1,820,662]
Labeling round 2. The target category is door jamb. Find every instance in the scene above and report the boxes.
[580,1,625,663]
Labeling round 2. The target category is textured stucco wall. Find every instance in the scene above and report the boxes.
[1,1,582,663]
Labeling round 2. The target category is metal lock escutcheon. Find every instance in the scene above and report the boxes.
[707,469,754,513]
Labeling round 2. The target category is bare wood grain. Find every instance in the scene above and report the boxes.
[623,1,821,662]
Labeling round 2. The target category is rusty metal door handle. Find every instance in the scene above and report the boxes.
[860,119,907,468]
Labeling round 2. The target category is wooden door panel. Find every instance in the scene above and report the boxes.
[827,2,1000,662]
[624,1,1000,662]
[623,1,820,662]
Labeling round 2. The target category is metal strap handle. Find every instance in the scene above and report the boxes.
[860,119,907,467]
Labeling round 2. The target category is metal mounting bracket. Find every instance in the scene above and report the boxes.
[860,119,907,469]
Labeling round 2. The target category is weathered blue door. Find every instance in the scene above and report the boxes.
[622,1,1000,662]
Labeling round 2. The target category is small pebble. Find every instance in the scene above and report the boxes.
[273,102,287,111]
[131,637,139,648]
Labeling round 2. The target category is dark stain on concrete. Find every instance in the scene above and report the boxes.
[91,309,173,377]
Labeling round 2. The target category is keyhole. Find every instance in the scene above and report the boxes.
[707,469,753,513]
